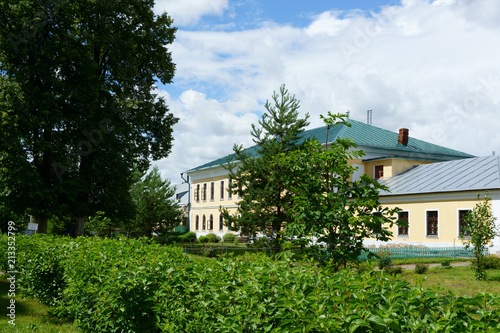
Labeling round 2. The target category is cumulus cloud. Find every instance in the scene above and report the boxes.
[154,0,228,26]
[156,0,500,182]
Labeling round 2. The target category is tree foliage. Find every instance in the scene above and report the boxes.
[461,194,499,280]
[221,85,309,244]
[281,113,401,270]
[0,0,177,235]
[128,166,182,238]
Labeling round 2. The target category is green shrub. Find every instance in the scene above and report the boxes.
[252,236,270,247]
[179,231,197,242]
[384,266,403,276]
[158,232,182,245]
[222,233,236,242]
[198,235,208,243]
[441,260,451,267]
[378,251,392,269]
[415,263,429,274]
[484,255,500,269]
[205,233,220,243]
[5,234,500,333]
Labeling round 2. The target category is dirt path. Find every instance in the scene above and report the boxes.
[396,261,471,270]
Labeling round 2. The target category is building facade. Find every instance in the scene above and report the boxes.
[185,119,500,254]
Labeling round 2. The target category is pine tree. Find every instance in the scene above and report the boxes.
[221,85,309,245]
[129,166,182,238]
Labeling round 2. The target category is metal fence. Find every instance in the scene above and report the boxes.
[183,245,478,260]
[359,246,476,260]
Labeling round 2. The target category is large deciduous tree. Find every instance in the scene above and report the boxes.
[281,113,401,270]
[221,85,309,245]
[0,0,177,235]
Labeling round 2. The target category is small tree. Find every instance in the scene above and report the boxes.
[461,194,499,280]
[129,167,183,238]
[281,113,401,271]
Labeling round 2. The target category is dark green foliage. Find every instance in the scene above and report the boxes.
[441,260,451,267]
[251,235,271,248]
[205,233,221,243]
[415,263,429,274]
[0,0,178,235]
[179,231,197,242]
[129,167,183,238]
[221,85,310,245]
[1,234,500,332]
[222,232,236,242]
[484,255,500,270]
[281,113,402,270]
[384,266,404,276]
[198,235,209,243]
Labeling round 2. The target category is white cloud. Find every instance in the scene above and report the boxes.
[154,0,228,26]
[305,11,350,36]
[156,0,500,183]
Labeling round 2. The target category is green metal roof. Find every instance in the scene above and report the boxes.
[188,119,474,172]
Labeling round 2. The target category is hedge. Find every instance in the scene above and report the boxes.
[1,234,499,332]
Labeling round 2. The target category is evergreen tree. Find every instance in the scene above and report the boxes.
[129,166,182,238]
[221,85,309,245]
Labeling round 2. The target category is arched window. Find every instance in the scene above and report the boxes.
[209,214,214,230]
[195,215,199,230]
[219,215,223,231]
[202,215,206,230]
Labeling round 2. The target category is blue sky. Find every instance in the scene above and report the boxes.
[151,0,500,183]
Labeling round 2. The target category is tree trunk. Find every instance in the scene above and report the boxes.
[37,217,48,234]
[73,216,85,236]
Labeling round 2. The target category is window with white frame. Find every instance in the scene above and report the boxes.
[202,215,206,230]
[220,181,224,200]
[195,184,200,201]
[458,209,471,237]
[209,214,214,230]
[426,211,438,236]
[398,211,409,236]
[202,183,207,201]
[219,215,223,230]
[195,215,199,230]
[210,182,215,201]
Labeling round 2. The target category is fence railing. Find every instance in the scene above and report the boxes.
[183,245,478,260]
[359,246,476,260]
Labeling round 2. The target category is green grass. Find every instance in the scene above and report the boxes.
[0,274,77,333]
[398,266,500,297]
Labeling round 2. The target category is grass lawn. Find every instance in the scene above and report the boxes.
[398,266,500,297]
[0,274,77,333]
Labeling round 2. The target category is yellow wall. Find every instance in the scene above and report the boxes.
[381,196,479,245]
[191,174,239,233]
[364,159,431,179]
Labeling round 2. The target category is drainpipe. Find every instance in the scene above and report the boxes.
[180,172,191,232]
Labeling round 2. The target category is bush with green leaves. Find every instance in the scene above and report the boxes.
[484,255,500,269]
[197,235,208,243]
[415,263,429,274]
[205,233,221,243]
[222,232,236,242]
[179,231,197,242]
[2,234,500,332]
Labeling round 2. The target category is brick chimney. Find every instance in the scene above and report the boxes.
[398,128,409,146]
